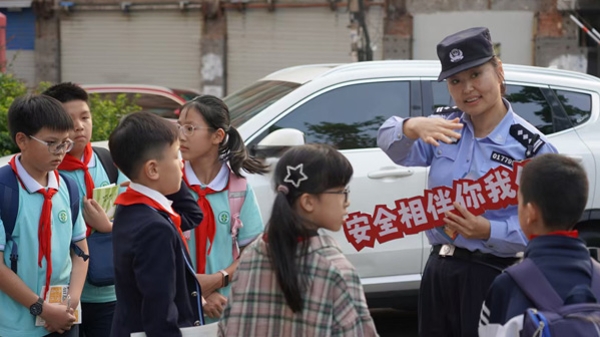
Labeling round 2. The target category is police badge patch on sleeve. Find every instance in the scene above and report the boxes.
[490,151,515,167]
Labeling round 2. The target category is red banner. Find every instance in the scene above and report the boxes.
[344,160,529,251]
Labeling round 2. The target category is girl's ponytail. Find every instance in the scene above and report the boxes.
[221,126,269,177]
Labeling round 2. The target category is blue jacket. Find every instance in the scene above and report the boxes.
[111,184,204,337]
[479,235,594,336]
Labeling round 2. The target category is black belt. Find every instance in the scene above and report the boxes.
[431,244,520,271]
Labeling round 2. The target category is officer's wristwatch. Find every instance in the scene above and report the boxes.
[29,297,44,316]
[219,270,230,287]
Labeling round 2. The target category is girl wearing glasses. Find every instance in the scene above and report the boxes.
[177,95,268,323]
[218,144,377,336]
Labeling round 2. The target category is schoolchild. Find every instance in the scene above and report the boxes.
[377,27,558,336]
[108,112,205,337]
[0,94,88,337]
[43,82,128,337]
[479,153,592,336]
[218,144,377,336]
[177,95,268,322]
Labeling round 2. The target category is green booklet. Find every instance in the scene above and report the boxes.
[92,184,119,220]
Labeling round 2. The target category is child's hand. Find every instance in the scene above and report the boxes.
[40,302,76,334]
[203,292,227,319]
[82,198,112,233]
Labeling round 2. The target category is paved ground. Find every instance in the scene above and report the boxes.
[371,308,418,337]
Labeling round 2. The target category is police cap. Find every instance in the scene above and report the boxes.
[436,27,495,82]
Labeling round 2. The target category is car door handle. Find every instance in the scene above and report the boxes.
[566,155,583,163]
[368,168,414,179]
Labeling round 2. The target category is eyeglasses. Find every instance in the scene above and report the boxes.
[29,135,74,155]
[322,187,350,203]
[176,123,213,137]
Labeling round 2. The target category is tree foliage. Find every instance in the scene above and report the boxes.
[0,74,140,155]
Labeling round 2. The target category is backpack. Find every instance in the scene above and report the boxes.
[228,171,247,260]
[93,146,118,184]
[0,165,87,274]
[505,258,600,337]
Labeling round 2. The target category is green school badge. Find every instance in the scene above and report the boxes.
[100,181,109,187]
[218,211,229,224]
[58,211,68,223]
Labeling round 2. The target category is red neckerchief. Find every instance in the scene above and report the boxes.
[114,187,189,252]
[10,156,58,300]
[182,167,221,274]
[529,230,579,240]
[58,143,95,236]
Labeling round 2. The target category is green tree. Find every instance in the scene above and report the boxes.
[0,74,28,155]
[0,74,140,155]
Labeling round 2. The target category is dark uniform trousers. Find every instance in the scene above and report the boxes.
[418,245,519,337]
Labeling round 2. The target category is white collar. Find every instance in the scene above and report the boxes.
[129,182,176,215]
[184,161,229,191]
[15,155,59,193]
[84,152,96,168]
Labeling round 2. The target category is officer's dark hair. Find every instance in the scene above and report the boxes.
[8,94,74,142]
[520,153,588,231]
[267,144,353,313]
[180,95,268,177]
[489,56,506,95]
[42,82,89,103]
[109,112,178,180]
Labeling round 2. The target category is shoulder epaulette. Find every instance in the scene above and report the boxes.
[434,106,461,115]
[509,124,545,159]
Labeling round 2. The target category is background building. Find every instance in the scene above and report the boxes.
[2,0,599,96]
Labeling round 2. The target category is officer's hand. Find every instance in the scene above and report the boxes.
[403,117,463,147]
[444,202,491,240]
[203,292,227,319]
[82,198,112,233]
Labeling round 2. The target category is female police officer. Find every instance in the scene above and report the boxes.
[377,27,557,337]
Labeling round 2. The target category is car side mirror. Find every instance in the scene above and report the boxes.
[250,128,305,158]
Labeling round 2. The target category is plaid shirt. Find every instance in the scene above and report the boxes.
[218,234,378,337]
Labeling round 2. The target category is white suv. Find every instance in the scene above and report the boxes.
[4,61,599,308]
[223,61,600,308]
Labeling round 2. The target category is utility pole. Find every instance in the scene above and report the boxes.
[349,0,373,62]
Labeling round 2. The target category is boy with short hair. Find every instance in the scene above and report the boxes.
[42,82,127,337]
[109,112,205,337]
[479,153,592,336]
[0,94,89,337]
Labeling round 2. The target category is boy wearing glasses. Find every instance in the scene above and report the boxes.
[0,95,88,337]
[43,82,128,337]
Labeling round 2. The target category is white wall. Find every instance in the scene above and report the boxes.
[413,11,535,66]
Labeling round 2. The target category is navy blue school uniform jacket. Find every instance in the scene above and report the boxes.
[111,183,204,337]
[478,235,594,336]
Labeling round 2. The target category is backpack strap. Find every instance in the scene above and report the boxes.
[0,165,20,273]
[504,258,563,311]
[60,174,89,261]
[93,147,118,184]
[228,171,247,260]
[589,259,600,298]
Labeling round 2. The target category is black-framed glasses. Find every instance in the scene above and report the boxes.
[322,187,350,203]
[29,135,74,155]
[176,123,213,137]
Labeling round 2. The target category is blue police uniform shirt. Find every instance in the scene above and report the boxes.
[0,156,87,337]
[59,151,129,304]
[377,99,558,257]
[183,161,264,324]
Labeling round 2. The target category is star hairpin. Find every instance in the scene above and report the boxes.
[283,163,308,188]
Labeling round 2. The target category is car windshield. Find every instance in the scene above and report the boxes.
[224,80,301,128]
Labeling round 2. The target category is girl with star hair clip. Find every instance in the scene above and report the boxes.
[218,144,378,337]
